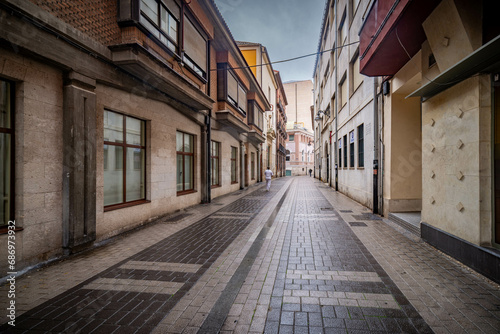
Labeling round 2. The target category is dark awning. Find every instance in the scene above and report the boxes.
[407,35,500,101]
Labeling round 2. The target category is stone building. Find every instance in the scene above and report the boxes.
[359,0,500,283]
[284,80,315,176]
[237,41,282,177]
[0,0,270,274]
[312,0,379,208]
[274,71,287,177]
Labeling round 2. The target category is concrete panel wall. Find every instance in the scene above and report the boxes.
[95,84,202,240]
[0,49,64,273]
[421,76,492,246]
[210,130,241,199]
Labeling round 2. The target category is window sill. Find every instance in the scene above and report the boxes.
[231,181,239,185]
[357,167,365,170]
[211,185,221,189]
[177,189,197,196]
[104,200,150,212]
[0,226,23,235]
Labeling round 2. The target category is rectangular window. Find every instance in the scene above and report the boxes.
[352,0,361,16]
[349,131,355,167]
[248,101,264,130]
[339,13,347,47]
[211,141,220,187]
[104,110,146,208]
[0,79,14,227]
[351,53,362,93]
[338,138,342,168]
[176,131,194,193]
[220,67,247,116]
[340,74,348,109]
[358,124,364,167]
[289,134,294,141]
[343,135,347,168]
[231,146,238,183]
[183,15,207,78]
[251,152,255,180]
[140,0,179,53]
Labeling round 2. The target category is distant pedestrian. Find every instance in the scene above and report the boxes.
[264,166,274,191]
[309,169,312,177]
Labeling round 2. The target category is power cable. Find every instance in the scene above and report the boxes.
[395,27,479,87]
[210,41,360,71]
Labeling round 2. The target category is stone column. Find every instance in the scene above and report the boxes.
[62,71,97,254]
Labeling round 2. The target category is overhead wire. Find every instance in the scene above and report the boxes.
[210,40,360,72]
[395,27,479,87]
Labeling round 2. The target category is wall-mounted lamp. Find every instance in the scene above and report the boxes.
[314,110,325,122]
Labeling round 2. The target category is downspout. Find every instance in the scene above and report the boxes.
[373,78,379,214]
[204,110,212,203]
[334,0,339,191]
[205,40,211,204]
[379,79,384,215]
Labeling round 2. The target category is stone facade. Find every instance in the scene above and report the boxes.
[312,0,377,209]
[0,0,271,275]
[358,0,500,282]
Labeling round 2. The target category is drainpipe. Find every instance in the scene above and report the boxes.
[334,0,339,191]
[373,78,379,214]
[202,111,211,204]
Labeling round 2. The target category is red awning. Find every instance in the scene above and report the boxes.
[359,0,441,77]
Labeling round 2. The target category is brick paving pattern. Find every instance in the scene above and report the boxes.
[0,182,285,333]
[1,176,499,334]
[262,182,432,333]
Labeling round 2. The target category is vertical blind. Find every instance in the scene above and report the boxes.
[183,15,207,72]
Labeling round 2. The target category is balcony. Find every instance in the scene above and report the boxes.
[359,0,440,76]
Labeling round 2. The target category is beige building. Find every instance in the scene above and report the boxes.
[313,0,379,209]
[359,0,500,283]
[0,0,270,275]
[284,80,315,176]
[237,42,281,176]
[284,80,314,132]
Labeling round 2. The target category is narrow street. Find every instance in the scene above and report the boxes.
[1,176,499,333]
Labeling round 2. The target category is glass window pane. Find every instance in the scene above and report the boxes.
[176,131,183,152]
[213,158,219,185]
[231,160,236,183]
[0,81,11,129]
[1,133,11,226]
[104,145,124,206]
[126,116,144,146]
[104,110,123,143]
[177,154,183,191]
[126,148,145,201]
[141,0,158,22]
[184,133,193,153]
[169,17,178,43]
[184,155,192,190]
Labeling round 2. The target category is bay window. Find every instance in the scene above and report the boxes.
[248,100,264,130]
[137,0,207,79]
[140,0,179,53]
[217,64,247,115]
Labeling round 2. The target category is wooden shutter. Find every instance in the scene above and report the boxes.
[183,15,207,72]
[238,85,246,112]
[227,72,238,103]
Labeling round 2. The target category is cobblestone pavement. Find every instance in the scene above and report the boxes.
[1,176,500,333]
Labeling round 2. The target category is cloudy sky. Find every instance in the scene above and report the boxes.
[214,0,326,83]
